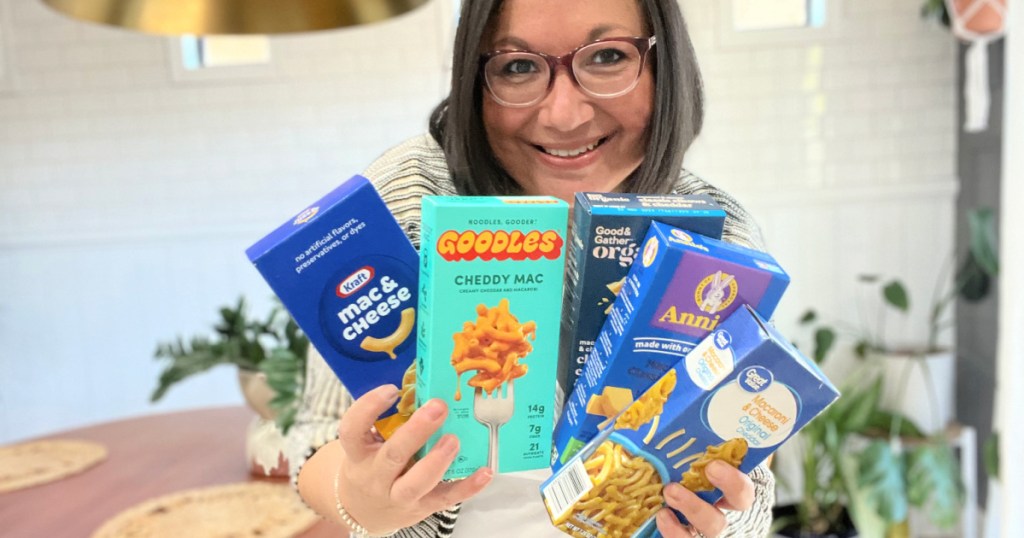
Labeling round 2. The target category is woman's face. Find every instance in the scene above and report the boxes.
[481,0,654,203]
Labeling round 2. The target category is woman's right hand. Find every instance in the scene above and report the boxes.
[334,384,494,535]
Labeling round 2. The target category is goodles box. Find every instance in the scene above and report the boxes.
[246,175,419,437]
[552,221,789,469]
[540,305,840,538]
[418,196,568,480]
[558,192,726,408]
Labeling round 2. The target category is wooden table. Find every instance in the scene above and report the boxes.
[0,406,337,538]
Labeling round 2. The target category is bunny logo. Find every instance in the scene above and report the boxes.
[694,270,738,314]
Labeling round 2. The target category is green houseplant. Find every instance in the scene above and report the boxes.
[151,297,308,434]
[850,208,998,434]
[852,208,998,357]
[921,0,952,26]
[778,208,997,536]
[775,312,962,538]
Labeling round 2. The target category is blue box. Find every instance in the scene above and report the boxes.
[558,193,726,406]
[541,305,840,537]
[552,222,789,468]
[246,175,418,429]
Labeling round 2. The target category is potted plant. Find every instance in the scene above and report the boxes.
[773,312,962,538]
[851,208,998,434]
[151,297,308,474]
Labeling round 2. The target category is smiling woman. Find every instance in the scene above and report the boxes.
[480,0,655,202]
[290,1,774,537]
[435,0,705,201]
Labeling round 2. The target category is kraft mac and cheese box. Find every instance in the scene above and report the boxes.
[552,221,789,468]
[418,196,568,479]
[541,305,841,537]
[558,192,726,407]
[246,175,419,435]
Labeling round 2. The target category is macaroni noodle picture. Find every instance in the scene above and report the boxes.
[553,440,664,537]
[614,369,677,431]
[680,437,749,492]
[397,361,417,415]
[372,361,419,439]
[451,298,535,401]
[359,307,416,359]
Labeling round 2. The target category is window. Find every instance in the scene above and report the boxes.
[169,35,274,82]
[732,0,827,31]
[718,0,838,48]
[180,35,271,70]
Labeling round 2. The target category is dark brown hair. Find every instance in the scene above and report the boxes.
[429,0,703,196]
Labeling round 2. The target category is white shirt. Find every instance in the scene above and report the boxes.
[452,469,566,538]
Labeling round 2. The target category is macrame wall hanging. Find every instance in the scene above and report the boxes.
[945,0,1008,132]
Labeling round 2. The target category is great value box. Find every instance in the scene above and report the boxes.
[541,305,840,537]
[418,196,568,479]
[246,175,418,434]
[553,222,789,469]
[558,192,726,407]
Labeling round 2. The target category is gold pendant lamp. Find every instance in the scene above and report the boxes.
[39,0,431,35]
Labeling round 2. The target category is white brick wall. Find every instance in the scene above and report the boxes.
[0,0,960,448]
[681,0,959,349]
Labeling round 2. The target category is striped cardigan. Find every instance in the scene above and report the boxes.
[287,134,775,538]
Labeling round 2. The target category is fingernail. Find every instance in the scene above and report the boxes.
[664,484,683,502]
[437,435,458,454]
[477,467,494,484]
[380,384,400,402]
[663,481,679,500]
[423,399,446,420]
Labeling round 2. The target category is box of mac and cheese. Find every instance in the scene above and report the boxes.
[246,175,419,436]
[552,222,789,469]
[541,305,840,537]
[558,192,726,408]
[418,196,568,479]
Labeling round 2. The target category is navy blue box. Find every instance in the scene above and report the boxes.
[558,193,726,406]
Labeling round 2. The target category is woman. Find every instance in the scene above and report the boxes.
[291,1,774,537]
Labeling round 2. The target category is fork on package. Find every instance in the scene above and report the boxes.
[473,381,514,472]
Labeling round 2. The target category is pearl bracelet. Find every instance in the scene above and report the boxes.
[333,465,397,538]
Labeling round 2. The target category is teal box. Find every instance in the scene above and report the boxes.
[418,196,569,479]
[558,192,726,407]
[552,222,790,469]
[541,305,840,537]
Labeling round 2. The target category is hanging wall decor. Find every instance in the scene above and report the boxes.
[946,0,1008,132]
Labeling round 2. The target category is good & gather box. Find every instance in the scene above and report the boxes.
[558,192,726,407]
[246,175,418,436]
[541,305,840,537]
[418,196,568,479]
[552,222,789,468]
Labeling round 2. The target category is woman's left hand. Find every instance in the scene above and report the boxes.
[654,461,756,538]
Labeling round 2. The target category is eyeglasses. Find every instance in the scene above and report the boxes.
[480,36,657,108]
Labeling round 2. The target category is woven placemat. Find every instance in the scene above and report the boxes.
[91,481,319,538]
[0,439,108,493]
